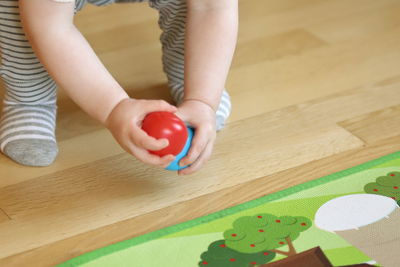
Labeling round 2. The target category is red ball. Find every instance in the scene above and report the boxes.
[141,111,188,156]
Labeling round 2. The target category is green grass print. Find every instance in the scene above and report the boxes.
[163,167,399,239]
[59,151,400,267]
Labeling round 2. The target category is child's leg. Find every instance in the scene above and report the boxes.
[147,0,232,131]
[0,0,88,166]
[0,0,60,166]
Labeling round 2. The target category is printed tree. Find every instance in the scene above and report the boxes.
[364,171,400,205]
[198,240,275,267]
[224,213,311,258]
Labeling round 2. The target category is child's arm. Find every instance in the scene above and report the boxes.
[19,0,176,167]
[176,0,238,175]
[20,0,125,124]
[183,0,238,111]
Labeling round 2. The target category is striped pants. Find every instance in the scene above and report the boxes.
[0,0,231,165]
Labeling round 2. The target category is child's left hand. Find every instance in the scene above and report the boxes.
[175,99,217,175]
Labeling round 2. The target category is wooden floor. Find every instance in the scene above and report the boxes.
[1,0,400,265]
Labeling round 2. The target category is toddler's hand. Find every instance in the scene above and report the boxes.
[106,98,177,168]
[175,99,217,175]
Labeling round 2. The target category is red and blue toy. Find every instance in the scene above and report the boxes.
[141,111,193,171]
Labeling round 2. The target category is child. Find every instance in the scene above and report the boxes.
[0,0,237,175]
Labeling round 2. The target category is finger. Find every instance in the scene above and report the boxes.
[178,140,214,175]
[144,100,177,114]
[179,125,213,167]
[130,145,175,167]
[131,124,170,151]
[160,154,176,168]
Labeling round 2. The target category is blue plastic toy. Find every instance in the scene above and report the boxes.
[165,127,194,171]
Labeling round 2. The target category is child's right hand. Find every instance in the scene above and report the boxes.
[105,98,177,168]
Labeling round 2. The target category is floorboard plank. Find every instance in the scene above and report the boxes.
[339,105,400,144]
[0,208,10,224]
[237,0,399,43]
[231,29,327,68]
[0,113,363,258]
[228,28,400,121]
[306,1,400,43]
[1,0,399,265]
[2,83,399,189]
[5,82,400,188]
[1,135,398,267]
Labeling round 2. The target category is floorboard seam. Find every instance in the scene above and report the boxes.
[0,208,11,221]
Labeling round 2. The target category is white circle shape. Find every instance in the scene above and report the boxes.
[314,194,398,231]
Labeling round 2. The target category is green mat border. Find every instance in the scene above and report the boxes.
[59,151,400,266]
